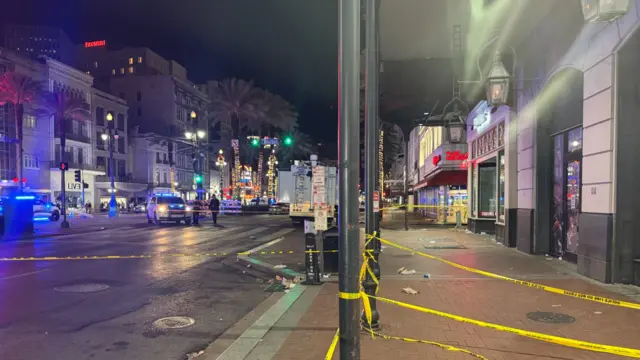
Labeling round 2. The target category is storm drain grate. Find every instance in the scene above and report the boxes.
[54,283,110,293]
[526,312,576,324]
[152,316,195,329]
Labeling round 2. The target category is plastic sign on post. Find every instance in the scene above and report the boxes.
[312,166,328,231]
[373,191,380,213]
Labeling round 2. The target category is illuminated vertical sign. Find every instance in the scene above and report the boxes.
[84,40,107,48]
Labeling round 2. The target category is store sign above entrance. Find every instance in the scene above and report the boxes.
[472,122,505,159]
[432,151,469,166]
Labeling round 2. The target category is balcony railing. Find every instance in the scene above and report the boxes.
[95,174,148,183]
[54,120,91,144]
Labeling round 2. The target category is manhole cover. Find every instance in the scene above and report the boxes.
[54,283,110,293]
[526,312,576,324]
[153,316,195,329]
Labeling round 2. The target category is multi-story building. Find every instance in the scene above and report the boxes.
[76,45,188,90]
[92,89,147,209]
[2,24,75,65]
[45,58,106,208]
[0,48,49,195]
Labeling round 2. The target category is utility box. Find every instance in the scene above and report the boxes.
[4,195,35,237]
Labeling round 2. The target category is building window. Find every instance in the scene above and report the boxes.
[137,108,142,117]
[156,172,160,184]
[138,56,143,63]
[477,160,497,218]
[111,69,115,75]
[97,132,105,150]
[120,68,125,74]
[23,154,39,169]
[23,114,36,129]
[93,61,98,68]
[136,91,142,101]
[118,138,125,153]
[163,172,168,184]
[96,107,104,126]
[128,57,134,65]
[128,67,134,74]
[118,160,126,179]
[117,113,125,130]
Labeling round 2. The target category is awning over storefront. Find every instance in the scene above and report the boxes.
[412,170,466,192]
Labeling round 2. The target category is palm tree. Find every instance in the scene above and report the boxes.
[278,130,316,168]
[0,72,42,190]
[39,91,90,227]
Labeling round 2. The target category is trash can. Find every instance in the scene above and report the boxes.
[322,226,339,274]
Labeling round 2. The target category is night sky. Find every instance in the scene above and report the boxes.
[1,0,339,143]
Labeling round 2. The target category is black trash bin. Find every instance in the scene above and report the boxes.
[322,226,339,274]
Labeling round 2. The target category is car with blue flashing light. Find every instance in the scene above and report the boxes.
[0,197,60,222]
[33,200,61,222]
[146,193,192,225]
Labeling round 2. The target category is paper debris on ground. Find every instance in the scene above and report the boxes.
[401,287,419,295]
[186,350,204,359]
[397,267,416,275]
[274,264,287,269]
[323,274,331,279]
[552,304,562,307]
[293,276,302,283]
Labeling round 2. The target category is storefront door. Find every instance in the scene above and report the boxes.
[551,127,582,262]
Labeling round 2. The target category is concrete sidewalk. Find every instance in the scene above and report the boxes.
[226,228,640,360]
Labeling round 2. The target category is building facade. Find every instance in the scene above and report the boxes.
[3,25,75,65]
[92,89,147,209]
[460,0,640,286]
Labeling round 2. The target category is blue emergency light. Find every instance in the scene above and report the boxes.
[15,195,35,200]
[33,216,50,222]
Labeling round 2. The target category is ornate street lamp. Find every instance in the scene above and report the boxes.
[446,115,466,144]
[581,0,630,22]
[485,50,510,107]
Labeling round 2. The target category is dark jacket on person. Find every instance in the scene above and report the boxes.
[209,198,220,211]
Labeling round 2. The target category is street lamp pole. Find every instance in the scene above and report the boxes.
[338,0,361,358]
[104,111,117,218]
[362,0,381,330]
[187,111,206,201]
[216,149,226,197]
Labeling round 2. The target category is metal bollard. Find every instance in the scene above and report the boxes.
[456,210,462,228]
[303,220,322,285]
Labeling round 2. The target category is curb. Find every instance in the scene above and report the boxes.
[202,237,311,360]
[1,226,112,241]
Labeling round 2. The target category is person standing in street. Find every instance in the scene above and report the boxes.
[209,195,220,225]
[192,200,200,225]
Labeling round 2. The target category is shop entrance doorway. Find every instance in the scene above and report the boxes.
[551,127,582,262]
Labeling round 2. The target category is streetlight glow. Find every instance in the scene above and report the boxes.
[101,133,108,141]
[185,131,193,139]
[219,149,223,154]
[190,111,197,119]
[197,130,206,139]
[106,112,113,122]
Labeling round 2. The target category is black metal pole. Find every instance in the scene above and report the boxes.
[338,0,361,358]
[404,139,409,231]
[362,0,380,329]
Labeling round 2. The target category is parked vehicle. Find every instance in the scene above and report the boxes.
[269,202,290,215]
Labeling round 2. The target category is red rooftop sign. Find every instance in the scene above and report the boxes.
[84,40,106,48]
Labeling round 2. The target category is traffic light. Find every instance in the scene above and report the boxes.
[194,175,202,184]
[283,136,293,146]
[74,170,81,182]
[250,138,260,147]
[59,162,69,171]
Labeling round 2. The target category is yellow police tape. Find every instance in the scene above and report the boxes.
[325,329,340,360]
[323,326,488,360]
[368,234,640,311]
[369,294,640,358]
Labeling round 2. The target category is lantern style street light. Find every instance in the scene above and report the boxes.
[447,115,466,144]
[581,0,630,22]
[104,111,118,218]
[485,50,510,107]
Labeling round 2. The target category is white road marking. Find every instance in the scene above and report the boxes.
[0,269,49,280]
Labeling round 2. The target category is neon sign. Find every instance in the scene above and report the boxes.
[445,151,469,161]
[433,151,469,166]
[84,40,106,48]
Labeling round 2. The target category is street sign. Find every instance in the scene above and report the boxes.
[373,191,380,213]
[314,206,328,231]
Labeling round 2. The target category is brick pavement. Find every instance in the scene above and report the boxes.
[253,227,640,359]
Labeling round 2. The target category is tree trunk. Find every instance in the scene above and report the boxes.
[15,103,24,191]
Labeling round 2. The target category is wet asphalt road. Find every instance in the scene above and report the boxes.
[0,214,298,360]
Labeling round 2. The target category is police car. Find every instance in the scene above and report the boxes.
[146,193,192,225]
[33,200,61,221]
